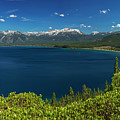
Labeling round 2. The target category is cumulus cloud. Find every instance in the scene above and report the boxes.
[21,17,31,21]
[80,24,91,28]
[100,10,107,14]
[100,9,110,14]
[112,24,120,28]
[7,9,18,14]
[59,14,64,17]
[80,24,86,28]
[49,27,52,29]
[9,14,17,17]
[54,12,65,17]
[87,26,91,28]
[116,24,120,27]
[0,19,5,22]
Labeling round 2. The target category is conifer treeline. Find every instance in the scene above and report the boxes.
[45,57,120,107]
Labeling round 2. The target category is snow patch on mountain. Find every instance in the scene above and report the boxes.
[92,31,100,35]
[35,28,84,36]
[2,31,21,35]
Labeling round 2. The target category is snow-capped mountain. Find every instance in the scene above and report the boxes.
[0,31,22,35]
[24,28,84,36]
[0,28,120,44]
[0,30,29,44]
[38,28,84,36]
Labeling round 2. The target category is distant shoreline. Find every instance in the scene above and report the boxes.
[81,48,120,53]
[0,44,120,53]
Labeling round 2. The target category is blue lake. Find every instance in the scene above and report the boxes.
[0,47,120,99]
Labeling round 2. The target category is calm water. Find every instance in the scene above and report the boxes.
[0,47,120,99]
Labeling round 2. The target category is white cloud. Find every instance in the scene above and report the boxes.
[21,17,31,21]
[80,24,92,28]
[100,10,107,14]
[116,24,120,27]
[59,14,64,17]
[54,12,65,17]
[112,24,120,28]
[0,19,5,22]
[80,24,84,28]
[100,9,111,14]
[88,26,91,28]
[80,24,86,28]
[54,12,58,15]
[9,14,17,18]
[49,27,52,29]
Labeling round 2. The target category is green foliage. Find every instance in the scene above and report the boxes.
[114,57,119,74]
[68,86,74,104]
[105,80,109,93]
[51,92,57,106]
[0,87,120,119]
[105,57,120,93]
[111,72,120,88]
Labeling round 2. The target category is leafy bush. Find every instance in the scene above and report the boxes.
[0,87,120,119]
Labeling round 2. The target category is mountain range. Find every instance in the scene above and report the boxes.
[0,28,120,45]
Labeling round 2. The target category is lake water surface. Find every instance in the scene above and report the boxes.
[0,47,120,99]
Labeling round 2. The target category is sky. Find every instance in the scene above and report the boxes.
[0,0,120,34]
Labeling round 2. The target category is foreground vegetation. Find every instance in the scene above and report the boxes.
[0,58,120,119]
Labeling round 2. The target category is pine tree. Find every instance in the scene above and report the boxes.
[105,80,108,92]
[68,86,74,103]
[77,91,80,101]
[66,95,70,104]
[110,84,114,91]
[91,90,93,98]
[87,88,91,97]
[82,84,87,101]
[93,88,96,97]
[75,91,80,101]
[100,89,103,95]
[64,94,67,105]
[45,98,48,104]
[51,92,56,106]
[114,57,118,74]
[94,88,95,93]
[97,88,99,94]
[82,84,86,94]
[68,86,74,96]
[59,96,64,106]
